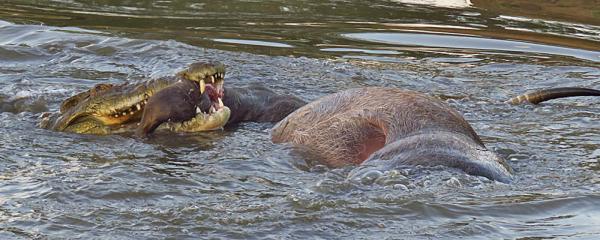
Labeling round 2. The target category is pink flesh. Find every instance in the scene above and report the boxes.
[205,84,224,110]
[355,130,386,165]
[205,84,223,100]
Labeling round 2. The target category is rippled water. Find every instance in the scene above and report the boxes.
[1,1,599,239]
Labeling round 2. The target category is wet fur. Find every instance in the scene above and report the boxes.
[136,79,209,136]
[272,87,513,182]
[137,83,305,136]
[223,85,306,126]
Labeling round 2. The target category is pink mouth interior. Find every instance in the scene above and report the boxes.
[205,84,224,110]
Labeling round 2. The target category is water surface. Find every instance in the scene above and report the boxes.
[0,0,599,239]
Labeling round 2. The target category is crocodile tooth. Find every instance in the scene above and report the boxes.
[210,76,215,83]
[114,114,119,118]
[218,98,224,108]
[196,107,201,114]
[210,106,216,113]
[199,80,205,94]
[122,112,127,116]
[136,104,141,110]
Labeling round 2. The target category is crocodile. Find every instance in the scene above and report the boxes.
[39,62,598,182]
[39,62,306,135]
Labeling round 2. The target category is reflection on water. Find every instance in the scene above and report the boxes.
[0,0,599,239]
[343,32,600,61]
[213,39,294,48]
[392,0,472,8]
[473,0,600,25]
[0,0,598,62]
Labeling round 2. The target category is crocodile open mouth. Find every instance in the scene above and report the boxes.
[202,73,225,115]
[172,70,230,133]
[92,62,227,128]
[41,62,231,135]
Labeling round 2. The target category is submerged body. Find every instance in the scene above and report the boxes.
[137,84,305,136]
[224,85,306,126]
[40,58,596,182]
[272,87,513,182]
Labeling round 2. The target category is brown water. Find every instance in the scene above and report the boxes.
[1,0,599,239]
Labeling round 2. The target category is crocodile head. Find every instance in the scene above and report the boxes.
[39,62,230,135]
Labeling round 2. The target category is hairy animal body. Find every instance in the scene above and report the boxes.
[137,79,210,136]
[134,61,308,137]
[136,83,305,136]
[223,85,306,126]
[272,87,513,182]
